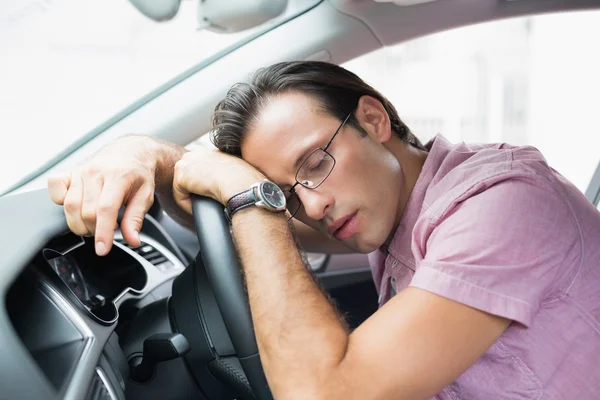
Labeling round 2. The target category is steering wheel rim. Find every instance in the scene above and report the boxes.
[191,195,272,400]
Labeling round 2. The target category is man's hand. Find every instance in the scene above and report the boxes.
[47,135,179,256]
[172,147,266,214]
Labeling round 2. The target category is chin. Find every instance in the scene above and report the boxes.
[350,237,381,254]
[352,225,391,253]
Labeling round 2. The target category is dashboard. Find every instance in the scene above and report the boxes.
[36,231,184,326]
[0,189,370,400]
[1,194,192,400]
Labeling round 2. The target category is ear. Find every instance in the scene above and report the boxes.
[354,95,392,143]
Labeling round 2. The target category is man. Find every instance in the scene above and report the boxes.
[49,61,600,399]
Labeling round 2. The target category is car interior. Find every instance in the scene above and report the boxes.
[2,0,600,399]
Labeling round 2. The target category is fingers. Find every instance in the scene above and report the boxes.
[63,174,90,236]
[81,172,104,235]
[120,183,154,248]
[48,136,164,257]
[173,161,193,215]
[94,181,128,256]
[48,174,71,205]
[56,168,155,256]
[173,183,192,215]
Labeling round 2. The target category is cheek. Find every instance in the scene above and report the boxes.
[328,152,377,198]
[334,140,383,182]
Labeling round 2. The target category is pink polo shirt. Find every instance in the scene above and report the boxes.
[369,135,600,399]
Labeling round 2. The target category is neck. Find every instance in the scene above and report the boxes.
[384,140,429,248]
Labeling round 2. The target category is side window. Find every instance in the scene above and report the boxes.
[343,11,600,194]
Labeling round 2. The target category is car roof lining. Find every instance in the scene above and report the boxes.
[336,0,600,47]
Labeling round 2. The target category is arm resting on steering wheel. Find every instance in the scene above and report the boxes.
[230,207,510,400]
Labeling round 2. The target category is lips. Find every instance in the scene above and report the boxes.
[328,212,358,241]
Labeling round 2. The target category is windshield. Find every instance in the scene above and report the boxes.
[0,0,296,194]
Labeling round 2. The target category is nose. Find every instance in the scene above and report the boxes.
[295,185,333,221]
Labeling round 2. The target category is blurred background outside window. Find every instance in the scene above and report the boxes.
[343,11,600,192]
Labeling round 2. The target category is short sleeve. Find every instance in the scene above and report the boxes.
[409,178,581,327]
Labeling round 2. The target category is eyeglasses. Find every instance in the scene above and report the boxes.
[284,112,353,220]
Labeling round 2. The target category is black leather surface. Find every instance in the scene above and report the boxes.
[225,187,257,221]
[191,196,273,400]
[170,263,240,400]
[208,357,255,400]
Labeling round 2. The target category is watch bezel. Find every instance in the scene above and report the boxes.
[252,181,286,212]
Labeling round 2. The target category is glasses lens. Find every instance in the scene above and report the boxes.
[284,190,301,220]
[297,149,335,188]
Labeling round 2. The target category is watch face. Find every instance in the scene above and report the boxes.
[260,181,286,209]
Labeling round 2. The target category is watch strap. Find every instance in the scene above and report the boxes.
[225,187,257,222]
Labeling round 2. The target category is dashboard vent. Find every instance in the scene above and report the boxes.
[87,369,115,400]
[116,239,175,272]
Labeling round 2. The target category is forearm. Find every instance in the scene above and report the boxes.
[232,208,350,399]
[148,138,195,230]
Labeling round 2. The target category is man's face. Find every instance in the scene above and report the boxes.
[241,92,406,253]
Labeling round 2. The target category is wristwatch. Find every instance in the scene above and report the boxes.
[224,181,287,222]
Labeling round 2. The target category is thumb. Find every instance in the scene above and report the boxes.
[120,184,154,247]
[48,173,71,205]
[173,180,193,215]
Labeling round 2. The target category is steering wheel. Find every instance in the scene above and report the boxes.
[190,195,273,400]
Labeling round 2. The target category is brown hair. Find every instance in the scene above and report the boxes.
[210,61,424,156]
